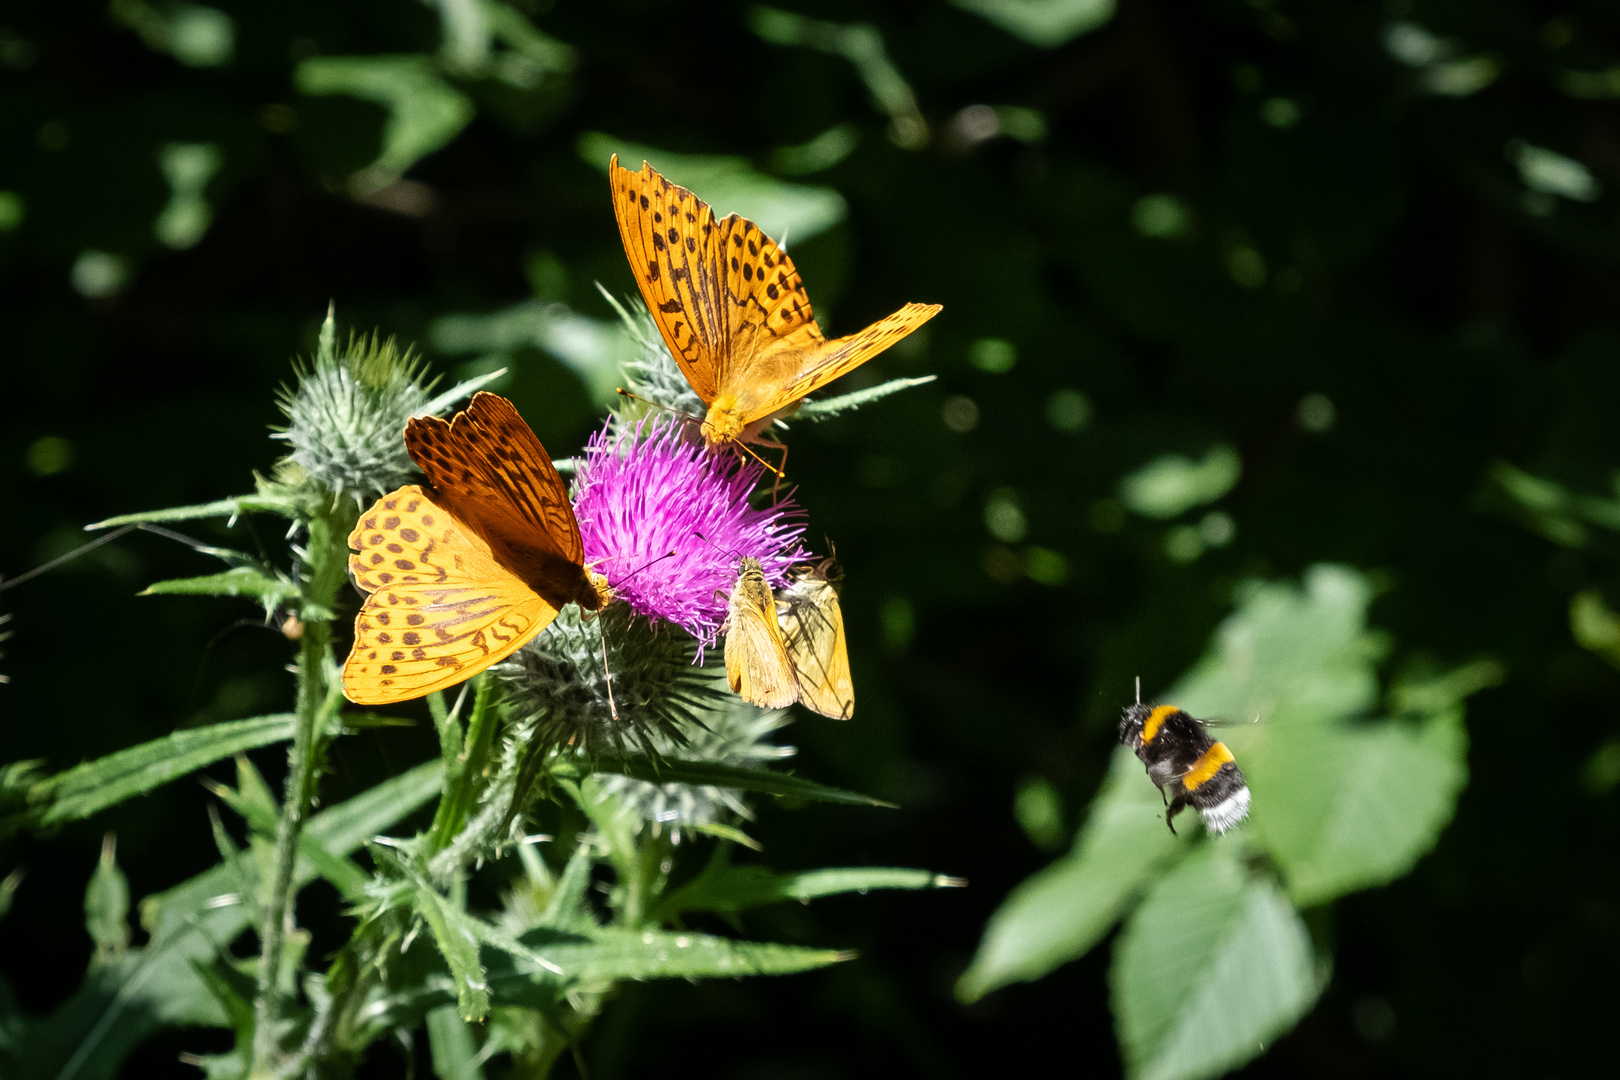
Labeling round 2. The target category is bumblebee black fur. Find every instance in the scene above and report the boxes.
[1119,703,1251,835]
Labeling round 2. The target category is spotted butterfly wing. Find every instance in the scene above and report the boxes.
[341,393,608,706]
[609,155,942,446]
[778,558,853,720]
[724,557,798,709]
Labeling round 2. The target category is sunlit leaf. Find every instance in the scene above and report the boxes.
[1112,845,1320,1080]
[957,750,1184,1001]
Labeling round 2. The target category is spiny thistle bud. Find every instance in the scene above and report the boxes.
[496,604,725,759]
[593,699,795,839]
[274,319,433,506]
[610,294,705,423]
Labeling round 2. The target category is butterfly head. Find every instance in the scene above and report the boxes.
[701,397,747,445]
[587,569,614,609]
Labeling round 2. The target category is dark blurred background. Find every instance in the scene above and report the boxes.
[5,0,1620,1075]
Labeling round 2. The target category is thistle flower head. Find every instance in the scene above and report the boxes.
[275,329,432,506]
[573,420,807,646]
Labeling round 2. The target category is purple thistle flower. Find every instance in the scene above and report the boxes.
[573,420,807,648]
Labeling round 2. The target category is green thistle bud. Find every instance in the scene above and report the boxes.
[274,315,433,506]
[605,293,705,424]
[496,604,721,759]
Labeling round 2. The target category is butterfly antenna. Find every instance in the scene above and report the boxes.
[692,531,744,562]
[1135,676,1142,706]
[610,549,678,587]
[615,387,701,431]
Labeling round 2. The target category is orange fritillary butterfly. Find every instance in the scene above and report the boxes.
[609,155,942,446]
[341,392,611,705]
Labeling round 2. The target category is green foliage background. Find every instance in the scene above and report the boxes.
[5,0,1620,1075]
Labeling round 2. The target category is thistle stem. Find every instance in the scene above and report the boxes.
[427,674,498,857]
[250,501,350,1076]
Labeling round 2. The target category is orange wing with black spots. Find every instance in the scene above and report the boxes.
[341,394,609,706]
[609,155,942,445]
[405,392,583,564]
[342,486,560,704]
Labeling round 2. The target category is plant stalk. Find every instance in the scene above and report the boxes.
[250,501,350,1076]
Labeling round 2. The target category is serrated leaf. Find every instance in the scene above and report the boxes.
[957,749,1185,1002]
[1244,711,1468,906]
[584,757,893,808]
[660,849,959,918]
[1168,564,1382,726]
[140,567,299,607]
[3,714,297,835]
[202,776,370,902]
[1112,845,1320,1080]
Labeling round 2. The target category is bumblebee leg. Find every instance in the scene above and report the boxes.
[1165,794,1190,835]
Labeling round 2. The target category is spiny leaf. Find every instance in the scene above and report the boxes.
[140,568,299,607]
[3,714,297,835]
[86,492,306,529]
[581,757,893,808]
[662,850,961,918]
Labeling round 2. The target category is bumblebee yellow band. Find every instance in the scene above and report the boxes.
[1183,742,1235,791]
[1141,704,1178,744]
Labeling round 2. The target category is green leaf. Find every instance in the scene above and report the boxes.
[1111,845,1320,1080]
[410,879,492,1022]
[201,776,370,903]
[1119,444,1241,519]
[426,1005,487,1080]
[542,925,851,984]
[354,926,852,1038]
[1244,711,1469,907]
[949,0,1116,48]
[86,492,305,529]
[796,376,938,421]
[1168,564,1383,726]
[583,757,893,808]
[140,567,298,607]
[83,837,131,961]
[295,55,475,185]
[579,132,848,242]
[660,848,961,918]
[957,749,1185,1002]
[10,764,444,1080]
[3,714,296,835]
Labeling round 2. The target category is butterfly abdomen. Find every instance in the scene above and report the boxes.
[1119,702,1251,835]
